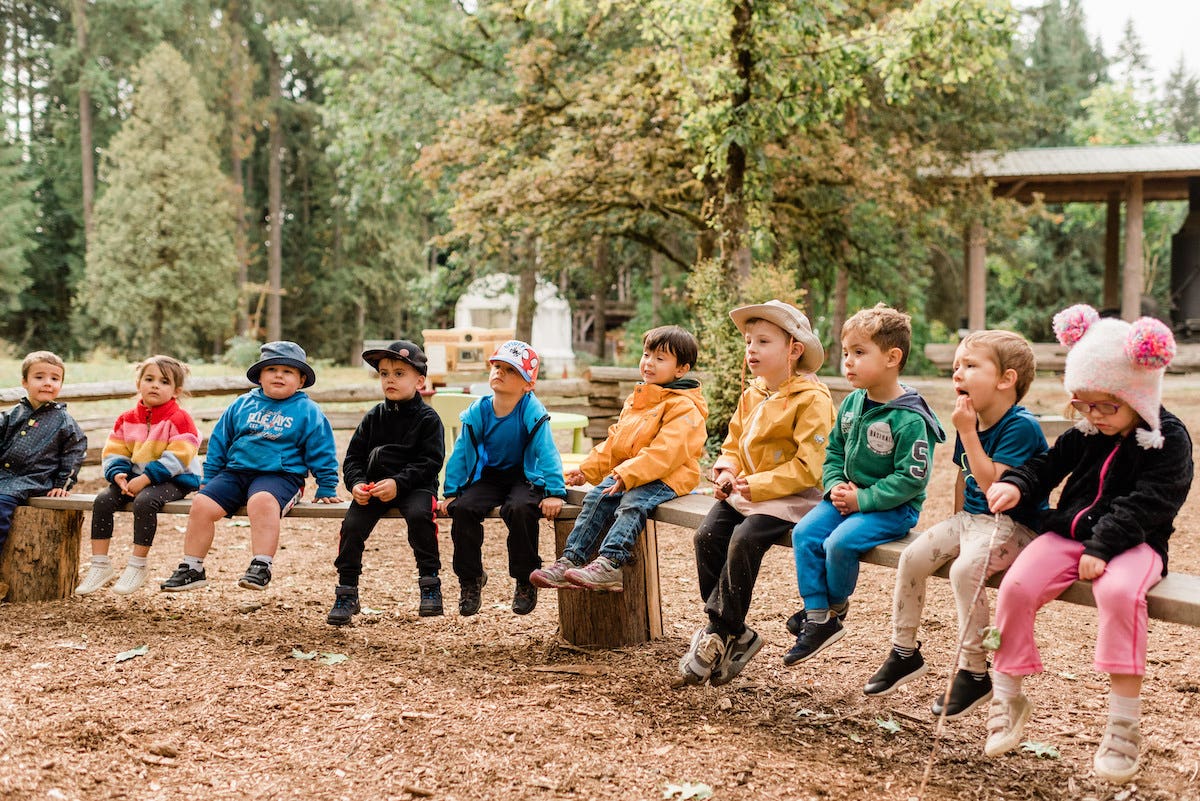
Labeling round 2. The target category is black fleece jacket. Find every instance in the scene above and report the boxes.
[341,394,445,496]
[997,408,1192,575]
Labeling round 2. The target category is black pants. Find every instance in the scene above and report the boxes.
[448,466,544,581]
[694,500,792,637]
[334,490,439,586]
[90,482,188,547]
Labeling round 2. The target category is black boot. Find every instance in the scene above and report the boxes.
[418,575,443,617]
[326,585,360,626]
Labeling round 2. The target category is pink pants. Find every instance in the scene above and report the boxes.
[993,532,1162,677]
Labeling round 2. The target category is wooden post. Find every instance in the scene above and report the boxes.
[965,220,987,331]
[1104,192,1121,310]
[1123,176,1144,321]
[553,517,662,647]
[1,507,83,602]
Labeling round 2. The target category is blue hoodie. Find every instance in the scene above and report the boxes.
[442,392,566,499]
[204,388,340,499]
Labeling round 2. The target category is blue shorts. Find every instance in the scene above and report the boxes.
[199,470,304,517]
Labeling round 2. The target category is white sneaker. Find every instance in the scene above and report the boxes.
[111,564,148,595]
[678,628,728,686]
[984,694,1032,757]
[75,563,115,595]
[1093,717,1141,783]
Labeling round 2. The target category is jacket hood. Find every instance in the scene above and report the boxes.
[885,387,947,443]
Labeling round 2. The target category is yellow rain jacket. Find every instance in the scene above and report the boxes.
[713,374,835,507]
[580,379,709,495]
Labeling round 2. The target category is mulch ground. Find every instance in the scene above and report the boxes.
[2,378,1200,801]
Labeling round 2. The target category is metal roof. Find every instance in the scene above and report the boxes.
[953,144,1200,203]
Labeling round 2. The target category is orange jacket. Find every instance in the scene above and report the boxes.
[713,374,835,501]
[580,380,709,495]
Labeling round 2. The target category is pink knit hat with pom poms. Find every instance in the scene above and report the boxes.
[1053,304,1176,449]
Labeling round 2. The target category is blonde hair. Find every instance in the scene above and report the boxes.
[21,351,65,381]
[958,330,1037,402]
[843,303,912,370]
[136,355,190,396]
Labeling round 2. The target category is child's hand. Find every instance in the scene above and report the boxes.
[369,478,398,502]
[711,469,735,501]
[565,469,586,486]
[123,474,151,497]
[601,475,626,496]
[1078,554,1107,581]
[113,473,129,494]
[986,482,1021,513]
[439,498,455,515]
[46,487,69,498]
[540,496,564,520]
[314,494,343,504]
[830,482,858,514]
[351,483,373,505]
[732,476,751,501]
[951,393,978,433]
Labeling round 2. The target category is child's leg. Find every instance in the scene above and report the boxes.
[129,483,187,556]
[693,501,744,605]
[992,532,1082,677]
[448,475,510,580]
[597,479,677,566]
[334,502,386,586]
[246,491,284,557]
[500,480,545,581]
[816,504,919,611]
[1091,543,1162,676]
[892,514,965,651]
[948,516,1035,673]
[791,500,844,609]
[562,479,622,564]
[704,514,793,636]
[398,490,440,577]
[89,484,128,556]
[181,494,228,558]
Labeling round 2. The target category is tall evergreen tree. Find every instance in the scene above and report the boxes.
[0,123,35,311]
[81,43,237,356]
[1164,57,1200,143]
[1021,0,1108,146]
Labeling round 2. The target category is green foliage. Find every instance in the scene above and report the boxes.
[81,43,237,357]
[0,127,36,312]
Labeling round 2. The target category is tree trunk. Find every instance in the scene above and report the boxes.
[150,302,163,354]
[72,0,94,241]
[266,51,283,342]
[0,507,82,602]
[832,267,848,365]
[229,0,251,337]
[592,237,610,359]
[650,250,663,325]
[720,0,754,281]
[514,237,537,344]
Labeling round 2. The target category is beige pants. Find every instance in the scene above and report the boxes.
[892,511,1035,673]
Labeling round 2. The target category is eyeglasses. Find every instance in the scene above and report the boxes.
[1070,398,1122,416]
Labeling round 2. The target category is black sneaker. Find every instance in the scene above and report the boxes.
[932,669,993,720]
[709,627,764,687]
[512,580,537,615]
[863,645,928,696]
[160,563,207,592]
[782,616,845,666]
[418,576,443,617]
[459,572,488,617]
[786,601,850,636]
[326,585,360,626]
[238,559,272,590]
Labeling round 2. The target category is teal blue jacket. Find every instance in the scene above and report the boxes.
[823,387,946,513]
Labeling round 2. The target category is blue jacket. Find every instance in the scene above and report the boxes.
[204,388,340,499]
[0,399,87,501]
[442,393,566,499]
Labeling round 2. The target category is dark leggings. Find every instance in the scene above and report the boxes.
[90,482,188,547]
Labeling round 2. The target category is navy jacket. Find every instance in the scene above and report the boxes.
[0,399,88,500]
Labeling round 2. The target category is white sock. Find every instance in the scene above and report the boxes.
[254,555,274,567]
[183,555,204,571]
[91,555,111,566]
[1109,692,1141,723]
[993,671,1023,701]
[127,555,148,568]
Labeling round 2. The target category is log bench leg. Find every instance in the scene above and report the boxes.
[552,518,663,648]
[0,506,83,602]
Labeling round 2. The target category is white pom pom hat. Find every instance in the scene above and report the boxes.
[1053,304,1176,450]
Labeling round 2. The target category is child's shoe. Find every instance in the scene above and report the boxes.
[529,557,578,589]
[160,563,207,592]
[678,628,728,686]
[111,564,148,595]
[782,615,845,666]
[786,600,850,635]
[459,572,488,617]
[564,556,623,592]
[75,562,116,595]
[983,694,1031,757]
[932,669,993,719]
[238,559,272,590]
[418,576,443,617]
[863,644,927,696]
[326,585,360,626]
[1093,717,1141,784]
[512,580,538,615]
[709,627,763,686]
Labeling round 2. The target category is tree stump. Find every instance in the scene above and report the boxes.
[0,506,82,602]
[553,517,663,648]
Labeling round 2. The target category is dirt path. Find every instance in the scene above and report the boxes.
[2,377,1200,800]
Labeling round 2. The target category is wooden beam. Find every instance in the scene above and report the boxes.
[1123,176,1145,321]
[1104,192,1121,309]
[966,220,986,330]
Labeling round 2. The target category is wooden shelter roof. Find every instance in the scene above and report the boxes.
[955,143,1200,204]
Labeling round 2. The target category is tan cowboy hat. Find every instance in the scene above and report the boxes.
[729,300,825,373]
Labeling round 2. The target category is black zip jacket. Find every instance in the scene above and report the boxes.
[997,408,1192,575]
[341,395,445,496]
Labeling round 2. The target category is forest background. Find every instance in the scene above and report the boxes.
[2,0,1198,420]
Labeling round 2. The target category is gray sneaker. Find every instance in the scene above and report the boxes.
[529,557,578,589]
[678,628,728,686]
[709,627,763,686]
[564,556,623,592]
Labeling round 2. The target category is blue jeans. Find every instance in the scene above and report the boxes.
[792,499,919,611]
[563,477,677,567]
[0,494,18,559]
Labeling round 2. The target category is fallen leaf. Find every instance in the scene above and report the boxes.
[115,645,148,663]
[848,732,863,743]
[1021,741,1060,759]
[319,653,349,665]
[226,520,250,527]
[52,642,87,650]
[876,717,901,734]
[663,781,713,799]
[291,649,317,660]
[360,607,383,615]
